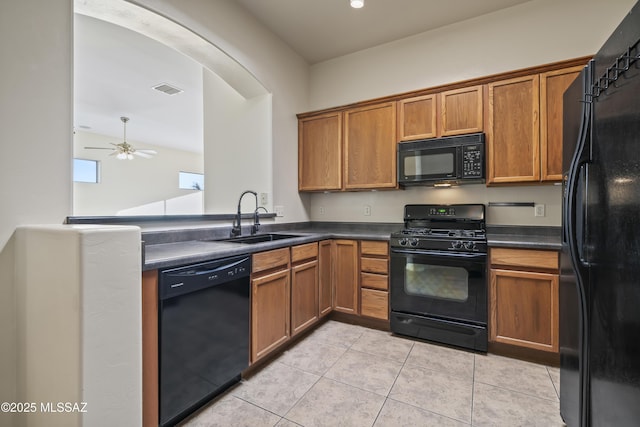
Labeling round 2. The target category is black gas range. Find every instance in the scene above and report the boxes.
[390,204,487,253]
[390,204,488,352]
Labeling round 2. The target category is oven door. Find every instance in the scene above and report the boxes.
[390,248,487,325]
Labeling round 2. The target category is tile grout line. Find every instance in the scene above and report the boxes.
[472,378,561,403]
[279,323,368,424]
[369,339,415,427]
[547,366,561,400]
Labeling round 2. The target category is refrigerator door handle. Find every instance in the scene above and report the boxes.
[566,64,593,270]
[564,60,594,427]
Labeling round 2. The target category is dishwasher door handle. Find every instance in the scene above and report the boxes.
[159,255,251,300]
[169,257,249,278]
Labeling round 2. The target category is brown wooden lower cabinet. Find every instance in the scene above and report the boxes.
[141,270,158,427]
[291,243,319,336]
[333,240,359,314]
[251,268,291,363]
[359,240,389,320]
[489,248,560,353]
[361,288,389,319]
[318,240,334,317]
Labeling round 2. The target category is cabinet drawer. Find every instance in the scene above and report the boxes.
[291,242,318,263]
[252,247,290,274]
[360,240,389,256]
[361,257,388,274]
[490,248,558,271]
[361,289,389,320]
[361,272,388,290]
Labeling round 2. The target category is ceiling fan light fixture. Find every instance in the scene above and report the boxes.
[350,0,364,9]
[84,116,157,160]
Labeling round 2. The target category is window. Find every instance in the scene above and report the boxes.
[179,171,204,190]
[73,158,100,183]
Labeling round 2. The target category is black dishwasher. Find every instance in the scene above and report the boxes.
[159,255,251,427]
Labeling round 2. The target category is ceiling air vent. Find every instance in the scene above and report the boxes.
[152,83,183,96]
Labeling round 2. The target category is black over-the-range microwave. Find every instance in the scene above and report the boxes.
[397,132,485,186]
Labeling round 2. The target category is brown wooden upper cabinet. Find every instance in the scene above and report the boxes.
[486,66,582,184]
[486,75,541,184]
[344,102,397,190]
[540,66,583,181]
[298,101,396,191]
[397,93,436,140]
[397,85,483,141]
[298,112,342,191]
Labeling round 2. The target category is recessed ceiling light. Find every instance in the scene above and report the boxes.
[152,83,183,96]
[350,0,364,9]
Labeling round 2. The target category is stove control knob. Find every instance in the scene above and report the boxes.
[451,241,463,249]
[464,241,476,250]
[409,238,419,247]
[399,238,408,246]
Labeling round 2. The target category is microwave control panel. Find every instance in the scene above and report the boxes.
[461,145,484,178]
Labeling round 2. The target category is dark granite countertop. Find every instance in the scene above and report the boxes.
[486,225,562,251]
[142,222,562,270]
[143,222,398,271]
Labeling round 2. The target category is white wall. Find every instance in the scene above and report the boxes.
[203,70,272,214]
[15,225,142,427]
[0,2,73,425]
[1,1,308,423]
[306,0,636,226]
[133,0,312,223]
[74,131,204,215]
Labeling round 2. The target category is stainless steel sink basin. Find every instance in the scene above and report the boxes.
[217,233,301,244]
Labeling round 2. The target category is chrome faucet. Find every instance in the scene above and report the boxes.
[253,206,269,235]
[231,190,258,237]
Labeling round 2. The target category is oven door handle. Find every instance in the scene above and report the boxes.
[391,248,487,260]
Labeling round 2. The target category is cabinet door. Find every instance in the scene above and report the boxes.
[540,66,583,181]
[344,102,397,189]
[318,240,333,317]
[298,112,342,191]
[291,259,319,336]
[251,269,290,362]
[142,270,159,427]
[361,288,389,320]
[333,240,359,314]
[440,85,483,136]
[487,75,540,184]
[397,94,437,141]
[490,268,559,352]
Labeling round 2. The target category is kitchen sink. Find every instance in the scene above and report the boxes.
[216,233,301,244]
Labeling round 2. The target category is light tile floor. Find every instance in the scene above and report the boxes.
[182,320,565,427]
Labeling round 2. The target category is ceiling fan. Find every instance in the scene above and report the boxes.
[85,117,157,160]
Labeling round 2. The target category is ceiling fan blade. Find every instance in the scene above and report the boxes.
[84,146,114,150]
[134,151,154,158]
[136,149,157,154]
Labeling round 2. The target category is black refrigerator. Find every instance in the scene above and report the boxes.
[560,2,640,426]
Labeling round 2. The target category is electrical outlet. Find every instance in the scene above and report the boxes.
[260,192,268,205]
[364,205,371,216]
[274,205,284,217]
[535,204,545,217]
[319,206,325,215]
